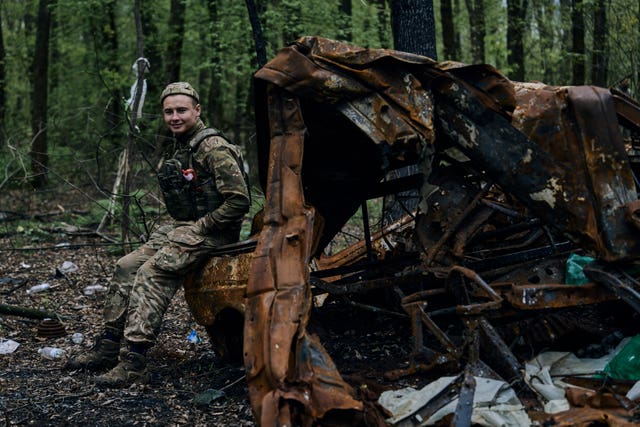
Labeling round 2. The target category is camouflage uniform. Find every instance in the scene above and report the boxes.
[103,118,250,346]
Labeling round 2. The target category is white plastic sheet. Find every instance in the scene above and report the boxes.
[523,338,630,413]
[0,339,20,354]
[379,376,532,426]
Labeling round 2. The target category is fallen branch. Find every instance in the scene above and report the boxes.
[0,303,69,320]
[0,210,27,222]
[0,160,20,190]
[97,149,126,235]
[0,279,28,295]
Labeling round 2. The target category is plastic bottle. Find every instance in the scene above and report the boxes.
[26,283,51,294]
[38,346,65,360]
[71,332,84,344]
[83,285,107,296]
[187,329,201,344]
[59,261,78,273]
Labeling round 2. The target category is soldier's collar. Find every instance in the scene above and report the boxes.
[175,119,206,145]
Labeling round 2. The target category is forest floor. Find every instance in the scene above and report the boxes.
[4,185,638,426]
[0,185,421,426]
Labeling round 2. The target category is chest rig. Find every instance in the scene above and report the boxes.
[157,128,225,221]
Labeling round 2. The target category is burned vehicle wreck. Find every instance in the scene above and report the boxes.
[185,37,640,426]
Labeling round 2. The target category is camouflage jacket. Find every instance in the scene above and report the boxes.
[158,119,250,234]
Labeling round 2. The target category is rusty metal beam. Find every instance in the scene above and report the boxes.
[502,282,618,310]
[244,84,362,425]
[433,78,640,262]
[584,264,640,314]
[244,36,640,425]
[611,87,640,130]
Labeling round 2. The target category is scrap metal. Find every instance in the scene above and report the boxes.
[187,36,640,425]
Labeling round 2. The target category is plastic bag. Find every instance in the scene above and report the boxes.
[565,253,595,285]
[604,335,640,380]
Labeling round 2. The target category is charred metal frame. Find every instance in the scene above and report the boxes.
[184,37,640,426]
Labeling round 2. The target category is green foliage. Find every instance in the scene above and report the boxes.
[2,0,640,243]
[74,198,115,228]
[352,1,388,48]
[483,0,508,69]
[11,222,50,244]
[325,197,385,255]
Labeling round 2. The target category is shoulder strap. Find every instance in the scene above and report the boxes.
[188,127,223,152]
[188,127,252,203]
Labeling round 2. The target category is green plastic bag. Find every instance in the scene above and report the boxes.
[565,253,595,285]
[603,336,640,380]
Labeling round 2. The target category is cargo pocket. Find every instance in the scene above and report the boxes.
[167,226,205,246]
[154,226,205,272]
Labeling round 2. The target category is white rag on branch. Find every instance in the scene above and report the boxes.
[125,57,150,119]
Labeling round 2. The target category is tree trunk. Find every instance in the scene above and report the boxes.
[120,0,148,251]
[207,0,223,126]
[560,0,572,84]
[390,0,437,59]
[142,2,170,162]
[441,0,459,60]
[0,7,6,148]
[104,0,120,128]
[591,0,608,86]
[637,0,640,94]
[571,0,585,84]
[243,0,264,186]
[164,0,186,84]
[340,0,353,42]
[372,0,391,48]
[465,0,486,63]
[508,0,527,81]
[89,0,121,165]
[282,1,303,45]
[30,0,54,188]
[532,0,553,82]
[386,0,437,226]
[539,0,555,83]
[141,1,163,97]
[245,0,267,69]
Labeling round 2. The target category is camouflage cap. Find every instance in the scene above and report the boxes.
[160,82,200,104]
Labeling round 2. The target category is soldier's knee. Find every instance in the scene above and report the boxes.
[114,256,139,275]
[114,247,155,276]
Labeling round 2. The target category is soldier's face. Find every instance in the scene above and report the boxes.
[162,95,201,135]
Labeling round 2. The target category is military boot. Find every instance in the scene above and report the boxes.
[93,350,150,388]
[65,337,120,371]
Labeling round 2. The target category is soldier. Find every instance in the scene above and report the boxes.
[66,82,251,387]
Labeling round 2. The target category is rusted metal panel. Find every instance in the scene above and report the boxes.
[257,37,640,262]
[184,252,252,325]
[315,213,415,276]
[434,78,640,262]
[239,36,640,426]
[584,264,640,314]
[254,37,436,164]
[568,87,640,260]
[626,200,640,232]
[547,407,639,426]
[244,84,362,425]
[513,84,640,261]
[502,282,618,310]
[611,87,640,130]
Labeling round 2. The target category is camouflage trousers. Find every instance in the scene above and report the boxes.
[102,222,239,346]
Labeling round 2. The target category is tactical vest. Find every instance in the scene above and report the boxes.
[158,128,238,221]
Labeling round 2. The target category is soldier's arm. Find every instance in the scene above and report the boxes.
[195,136,250,233]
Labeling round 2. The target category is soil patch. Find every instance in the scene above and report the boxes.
[0,186,416,426]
